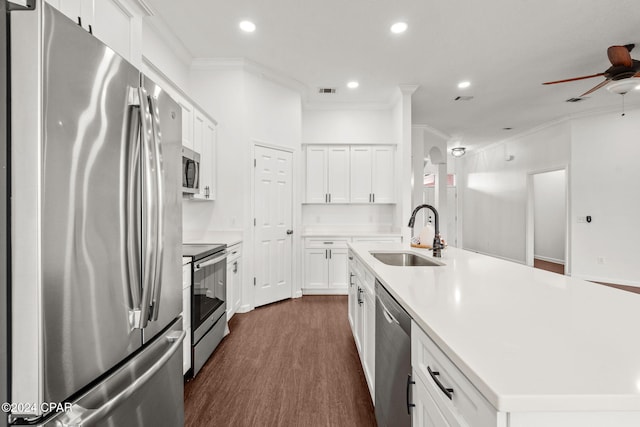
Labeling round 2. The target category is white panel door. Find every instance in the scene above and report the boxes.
[304,249,328,289]
[350,146,372,203]
[327,248,348,289]
[372,146,395,203]
[327,147,350,203]
[254,146,293,307]
[305,146,327,203]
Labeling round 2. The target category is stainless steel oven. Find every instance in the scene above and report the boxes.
[182,146,200,194]
[183,244,227,377]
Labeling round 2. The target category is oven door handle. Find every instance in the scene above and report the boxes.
[195,253,227,270]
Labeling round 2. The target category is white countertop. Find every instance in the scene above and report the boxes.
[302,231,402,238]
[348,242,640,412]
[183,230,243,247]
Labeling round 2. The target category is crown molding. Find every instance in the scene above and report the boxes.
[143,15,193,67]
[191,57,308,99]
[412,124,450,140]
[130,0,155,16]
[303,101,393,111]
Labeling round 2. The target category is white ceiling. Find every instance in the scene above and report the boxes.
[145,0,640,148]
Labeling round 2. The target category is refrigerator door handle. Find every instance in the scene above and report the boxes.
[138,86,155,329]
[125,87,143,328]
[56,330,185,427]
[148,94,164,322]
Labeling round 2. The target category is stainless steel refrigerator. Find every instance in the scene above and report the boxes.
[6,1,184,425]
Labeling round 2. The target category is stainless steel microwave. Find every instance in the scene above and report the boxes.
[182,147,200,194]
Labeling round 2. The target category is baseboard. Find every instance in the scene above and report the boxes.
[236,304,252,314]
[302,288,348,296]
[534,255,565,265]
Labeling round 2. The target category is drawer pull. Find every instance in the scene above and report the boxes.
[323,242,333,244]
[427,366,454,400]
[406,374,416,414]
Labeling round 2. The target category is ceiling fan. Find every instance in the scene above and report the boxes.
[542,44,640,97]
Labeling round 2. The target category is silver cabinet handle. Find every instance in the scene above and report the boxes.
[57,330,185,427]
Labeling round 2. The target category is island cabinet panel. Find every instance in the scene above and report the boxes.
[413,374,451,427]
[412,321,499,427]
[347,251,357,332]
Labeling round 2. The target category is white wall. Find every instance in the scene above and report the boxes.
[185,64,303,307]
[570,109,640,285]
[533,170,566,263]
[301,106,397,231]
[302,108,394,144]
[460,122,571,263]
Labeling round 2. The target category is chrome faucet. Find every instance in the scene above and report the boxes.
[408,204,444,258]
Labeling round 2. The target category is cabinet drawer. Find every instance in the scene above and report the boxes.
[305,237,351,249]
[412,322,497,427]
[227,243,242,263]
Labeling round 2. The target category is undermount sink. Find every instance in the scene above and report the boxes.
[370,252,444,267]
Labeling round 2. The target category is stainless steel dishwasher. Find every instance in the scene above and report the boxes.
[375,280,413,427]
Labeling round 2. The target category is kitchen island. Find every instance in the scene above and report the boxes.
[348,242,640,426]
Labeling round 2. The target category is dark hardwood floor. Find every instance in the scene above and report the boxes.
[184,296,377,427]
[533,258,565,275]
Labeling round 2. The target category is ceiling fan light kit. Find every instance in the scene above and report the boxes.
[542,44,640,97]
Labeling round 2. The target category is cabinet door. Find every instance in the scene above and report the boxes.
[226,262,234,321]
[350,146,372,203]
[303,248,328,289]
[327,147,350,203]
[327,248,348,289]
[46,0,85,27]
[306,146,327,203]
[363,288,375,398]
[92,0,141,64]
[348,265,356,331]
[202,120,216,199]
[233,256,242,313]
[179,101,194,150]
[372,146,395,203]
[413,375,451,427]
[355,280,364,355]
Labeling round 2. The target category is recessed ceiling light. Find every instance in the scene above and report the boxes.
[390,22,408,34]
[239,20,256,33]
[457,81,471,89]
[347,81,359,89]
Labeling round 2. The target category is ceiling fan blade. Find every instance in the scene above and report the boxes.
[542,73,605,85]
[579,79,610,97]
[607,45,633,67]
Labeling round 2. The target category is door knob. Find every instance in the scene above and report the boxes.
[286,229,293,235]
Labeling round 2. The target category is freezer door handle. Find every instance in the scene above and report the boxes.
[148,94,165,322]
[56,330,186,427]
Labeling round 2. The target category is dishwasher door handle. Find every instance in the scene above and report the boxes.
[382,307,399,325]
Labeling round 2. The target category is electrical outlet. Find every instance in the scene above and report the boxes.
[597,257,606,265]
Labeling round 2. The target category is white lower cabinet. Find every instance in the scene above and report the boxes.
[226,244,242,320]
[303,238,349,294]
[413,374,451,427]
[348,252,375,400]
[412,321,498,427]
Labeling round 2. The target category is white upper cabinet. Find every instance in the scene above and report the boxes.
[46,0,143,67]
[192,109,216,201]
[305,144,395,204]
[327,147,350,203]
[179,100,194,150]
[350,146,373,203]
[305,146,349,203]
[350,145,395,203]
